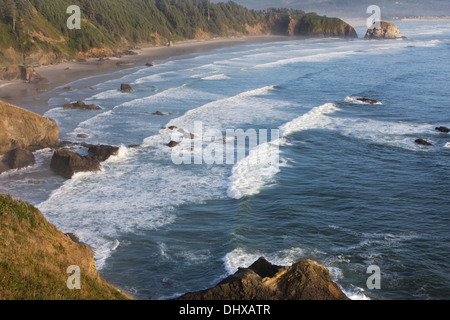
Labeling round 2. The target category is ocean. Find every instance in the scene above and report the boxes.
[1,21,449,300]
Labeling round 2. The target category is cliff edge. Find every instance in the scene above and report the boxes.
[0,193,132,300]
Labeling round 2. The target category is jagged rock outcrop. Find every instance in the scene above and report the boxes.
[0,100,59,155]
[85,144,119,162]
[62,101,101,110]
[50,149,102,179]
[364,21,406,40]
[177,257,349,300]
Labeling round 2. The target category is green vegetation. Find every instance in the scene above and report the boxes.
[0,193,132,300]
[0,1,356,67]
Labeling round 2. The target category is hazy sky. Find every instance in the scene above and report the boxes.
[217,0,450,18]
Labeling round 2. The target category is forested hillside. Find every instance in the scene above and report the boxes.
[0,0,356,67]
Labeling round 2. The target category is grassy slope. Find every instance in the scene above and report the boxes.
[0,193,131,300]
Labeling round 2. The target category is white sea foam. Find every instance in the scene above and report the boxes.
[87,89,123,100]
[227,103,340,200]
[202,74,230,80]
[227,140,283,200]
[251,51,358,69]
[223,247,305,275]
[444,142,450,148]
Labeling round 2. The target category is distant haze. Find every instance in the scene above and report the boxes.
[216,1,450,18]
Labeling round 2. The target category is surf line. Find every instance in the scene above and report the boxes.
[170,121,280,167]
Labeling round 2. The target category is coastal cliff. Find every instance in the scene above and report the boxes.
[0,0,357,67]
[0,193,131,300]
[0,100,59,154]
[0,100,59,174]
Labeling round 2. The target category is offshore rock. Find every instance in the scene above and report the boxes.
[120,84,133,92]
[364,21,406,40]
[177,257,349,300]
[415,138,433,146]
[63,101,101,110]
[357,97,380,105]
[435,126,449,133]
[86,144,119,162]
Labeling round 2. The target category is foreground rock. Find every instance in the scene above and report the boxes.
[50,149,102,179]
[63,101,101,110]
[365,21,406,40]
[177,257,349,300]
[0,100,59,155]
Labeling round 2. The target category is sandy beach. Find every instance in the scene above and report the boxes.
[0,35,288,115]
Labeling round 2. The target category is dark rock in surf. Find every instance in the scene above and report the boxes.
[415,138,433,146]
[167,141,179,148]
[435,126,450,133]
[86,144,119,162]
[63,101,101,110]
[50,149,102,179]
[357,97,380,105]
[120,83,133,93]
[152,111,165,116]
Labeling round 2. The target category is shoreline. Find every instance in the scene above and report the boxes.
[0,35,290,115]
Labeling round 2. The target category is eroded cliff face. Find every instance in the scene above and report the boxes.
[0,100,59,155]
[177,257,350,300]
[365,21,406,40]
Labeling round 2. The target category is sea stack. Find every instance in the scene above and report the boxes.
[365,21,406,40]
